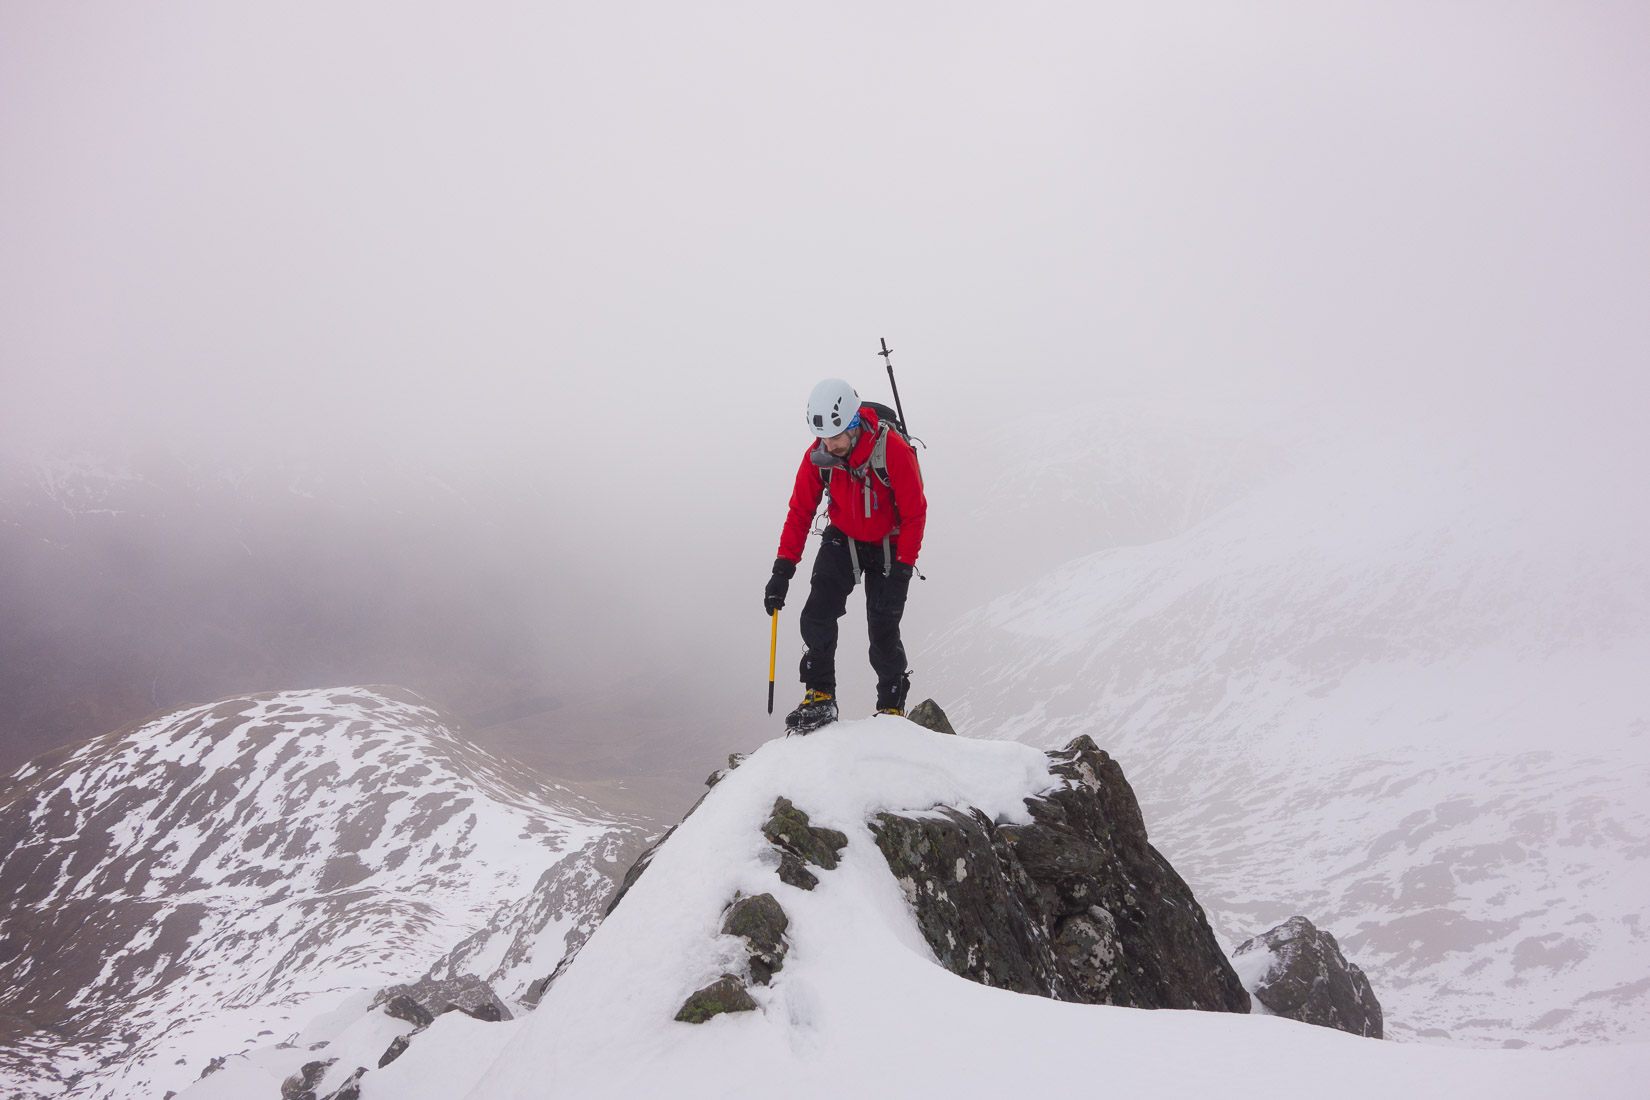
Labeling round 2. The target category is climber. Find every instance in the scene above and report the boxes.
[763,378,927,733]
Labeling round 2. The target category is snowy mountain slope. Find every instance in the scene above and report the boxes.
[179,719,1647,1100]
[920,426,1650,1047]
[0,687,649,1100]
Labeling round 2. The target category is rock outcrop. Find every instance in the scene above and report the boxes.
[721,893,789,985]
[590,721,1249,1024]
[279,1058,333,1100]
[677,891,796,1022]
[371,974,513,1026]
[1234,915,1383,1038]
[279,1058,367,1100]
[870,734,1249,1011]
[674,975,759,1024]
[906,699,956,735]
[261,974,512,1093]
[705,752,748,788]
[762,796,848,891]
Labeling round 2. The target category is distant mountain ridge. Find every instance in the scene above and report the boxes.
[0,686,649,1099]
[0,449,550,776]
[0,449,720,818]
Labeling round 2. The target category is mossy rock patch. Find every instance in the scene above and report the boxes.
[675,974,757,1024]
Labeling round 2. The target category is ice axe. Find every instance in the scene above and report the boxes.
[767,610,779,714]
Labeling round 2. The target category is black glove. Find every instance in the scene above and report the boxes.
[764,558,796,613]
[889,561,915,581]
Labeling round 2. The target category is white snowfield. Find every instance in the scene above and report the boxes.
[925,408,1650,1047]
[0,687,644,1100]
[199,719,1643,1100]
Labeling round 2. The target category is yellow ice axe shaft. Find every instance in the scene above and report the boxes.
[767,610,779,714]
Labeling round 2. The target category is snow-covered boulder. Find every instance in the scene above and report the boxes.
[1234,915,1383,1038]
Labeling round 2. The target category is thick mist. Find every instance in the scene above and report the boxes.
[3,2,1646,822]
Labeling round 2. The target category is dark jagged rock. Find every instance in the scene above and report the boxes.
[377,1034,411,1068]
[379,994,433,1029]
[872,807,1065,995]
[1234,916,1383,1038]
[762,797,847,871]
[280,1057,335,1100]
[906,699,956,735]
[371,975,511,1026]
[674,974,757,1023]
[776,852,819,891]
[869,735,1250,1013]
[320,1066,366,1100]
[722,894,789,985]
[455,1000,505,1022]
[706,753,748,788]
[199,1055,227,1078]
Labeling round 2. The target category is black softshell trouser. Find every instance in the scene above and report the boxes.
[799,526,911,702]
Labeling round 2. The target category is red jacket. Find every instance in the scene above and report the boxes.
[777,406,927,565]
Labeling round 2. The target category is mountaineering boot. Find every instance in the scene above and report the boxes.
[785,689,838,734]
[875,671,912,717]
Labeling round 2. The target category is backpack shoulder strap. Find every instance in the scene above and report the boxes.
[868,424,895,487]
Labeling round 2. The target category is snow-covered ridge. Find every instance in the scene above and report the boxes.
[183,718,1645,1100]
[0,687,648,1100]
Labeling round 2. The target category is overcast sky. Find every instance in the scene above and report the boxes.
[3,3,1647,772]
[5,1,1645,463]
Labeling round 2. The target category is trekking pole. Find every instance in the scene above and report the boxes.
[767,610,779,714]
[879,337,908,436]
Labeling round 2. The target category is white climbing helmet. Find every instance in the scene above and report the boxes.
[806,378,861,437]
